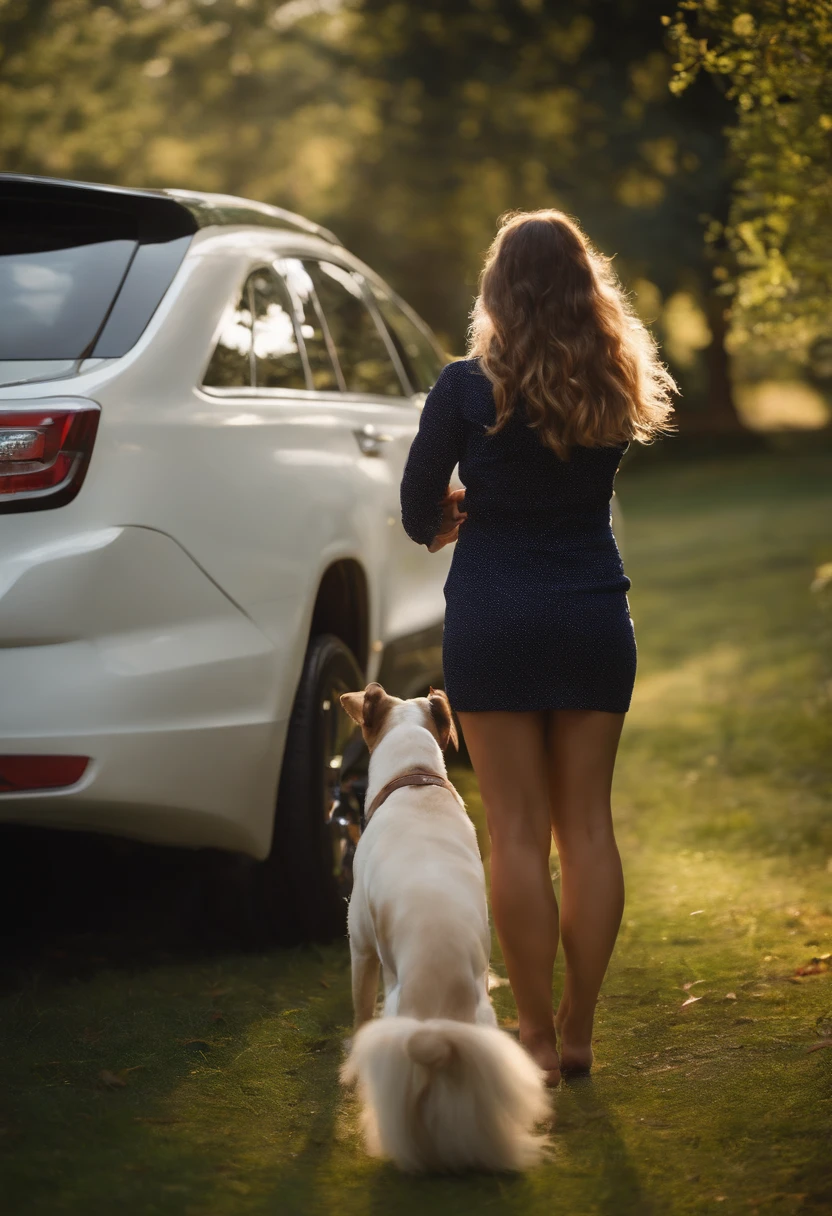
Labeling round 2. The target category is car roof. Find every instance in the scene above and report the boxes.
[0,173,340,245]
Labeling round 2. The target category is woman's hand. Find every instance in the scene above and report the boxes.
[427,486,467,553]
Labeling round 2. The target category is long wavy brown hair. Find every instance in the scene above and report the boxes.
[468,210,676,458]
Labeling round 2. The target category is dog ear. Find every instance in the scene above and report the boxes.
[339,690,366,725]
[428,687,458,752]
[361,682,387,729]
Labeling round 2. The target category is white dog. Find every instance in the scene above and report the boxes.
[339,682,548,1173]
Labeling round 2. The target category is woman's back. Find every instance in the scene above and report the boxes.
[401,357,629,595]
[400,356,635,714]
[420,357,624,520]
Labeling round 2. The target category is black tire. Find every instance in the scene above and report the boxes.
[244,634,366,945]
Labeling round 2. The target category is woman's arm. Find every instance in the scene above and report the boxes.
[400,362,467,548]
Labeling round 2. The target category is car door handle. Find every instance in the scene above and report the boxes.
[353,425,393,457]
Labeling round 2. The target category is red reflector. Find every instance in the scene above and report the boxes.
[0,755,90,793]
[0,402,100,513]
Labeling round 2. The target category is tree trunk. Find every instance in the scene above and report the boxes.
[673,291,746,435]
[702,292,744,431]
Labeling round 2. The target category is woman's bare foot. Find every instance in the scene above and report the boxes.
[559,1041,594,1074]
[520,1026,561,1087]
[556,1011,594,1075]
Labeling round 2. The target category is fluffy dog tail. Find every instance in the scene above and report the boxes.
[341,1017,549,1173]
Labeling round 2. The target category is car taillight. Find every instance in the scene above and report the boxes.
[0,401,100,513]
[0,756,90,793]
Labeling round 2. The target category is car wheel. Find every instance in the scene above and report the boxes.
[245,633,367,945]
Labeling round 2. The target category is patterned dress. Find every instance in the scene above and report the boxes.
[400,358,636,713]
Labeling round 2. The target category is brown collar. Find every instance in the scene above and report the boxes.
[365,769,457,821]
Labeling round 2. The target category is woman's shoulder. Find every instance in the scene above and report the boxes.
[434,357,492,401]
[441,356,487,380]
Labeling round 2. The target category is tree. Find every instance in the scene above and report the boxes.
[0,0,750,429]
[338,0,742,429]
[667,1,832,362]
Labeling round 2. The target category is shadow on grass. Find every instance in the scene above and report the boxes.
[0,823,277,993]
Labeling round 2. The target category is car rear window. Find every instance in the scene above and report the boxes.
[0,199,140,361]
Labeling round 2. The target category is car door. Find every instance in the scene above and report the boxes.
[365,280,457,643]
[198,258,394,687]
[296,256,447,650]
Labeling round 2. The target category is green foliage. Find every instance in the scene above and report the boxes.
[0,1,750,419]
[667,1,832,357]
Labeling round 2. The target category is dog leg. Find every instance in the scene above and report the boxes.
[352,951,381,1029]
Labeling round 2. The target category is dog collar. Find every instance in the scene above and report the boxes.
[365,769,457,821]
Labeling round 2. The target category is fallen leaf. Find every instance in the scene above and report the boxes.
[209,987,230,998]
[806,1039,832,1054]
[811,561,832,592]
[319,979,330,989]
[724,992,737,1000]
[681,996,702,1008]
[210,1011,224,1022]
[682,980,705,991]
[792,957,831,977]
[689,910,705,916]
[99,1070,127,1089]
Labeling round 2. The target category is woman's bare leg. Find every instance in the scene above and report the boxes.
[457,710,561,1084]
[546,709,626,1072]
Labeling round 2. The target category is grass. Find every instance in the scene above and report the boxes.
[2,451,831,1216]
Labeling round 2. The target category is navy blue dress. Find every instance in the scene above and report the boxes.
[400,358,636,714]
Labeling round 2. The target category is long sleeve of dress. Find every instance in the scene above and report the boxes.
[400,361,467,547]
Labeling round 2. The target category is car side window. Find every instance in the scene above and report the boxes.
[305,260,404,397]
[370,285,445,393]
[250,267,306,390]
[277,258,340,392]
[203,282,253,388]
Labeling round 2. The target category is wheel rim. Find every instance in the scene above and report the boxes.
[321,677,364,896]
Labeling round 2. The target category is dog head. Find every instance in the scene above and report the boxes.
[340,683,458,754]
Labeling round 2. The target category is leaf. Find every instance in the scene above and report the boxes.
[792,957,831,978]
[724,992,737,1000]
[806,1039,832,1054]
[682,979,705,991]
[99,1069,127,1088]
[689,910,705,916]
[210,1011,224,1022]
[681,995,702,1008]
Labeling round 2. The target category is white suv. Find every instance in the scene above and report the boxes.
[0,174,452,940]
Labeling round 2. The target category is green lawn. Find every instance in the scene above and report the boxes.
[2,452,831,1216]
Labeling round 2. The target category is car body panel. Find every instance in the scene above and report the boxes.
[0,196,451,856]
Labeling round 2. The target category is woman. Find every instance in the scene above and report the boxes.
[400,210,675,1085]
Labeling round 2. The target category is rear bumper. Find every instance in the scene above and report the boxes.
[0,719,285,856]
[0,525,290,857]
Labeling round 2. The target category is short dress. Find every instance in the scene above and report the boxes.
[399,358,637,714]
